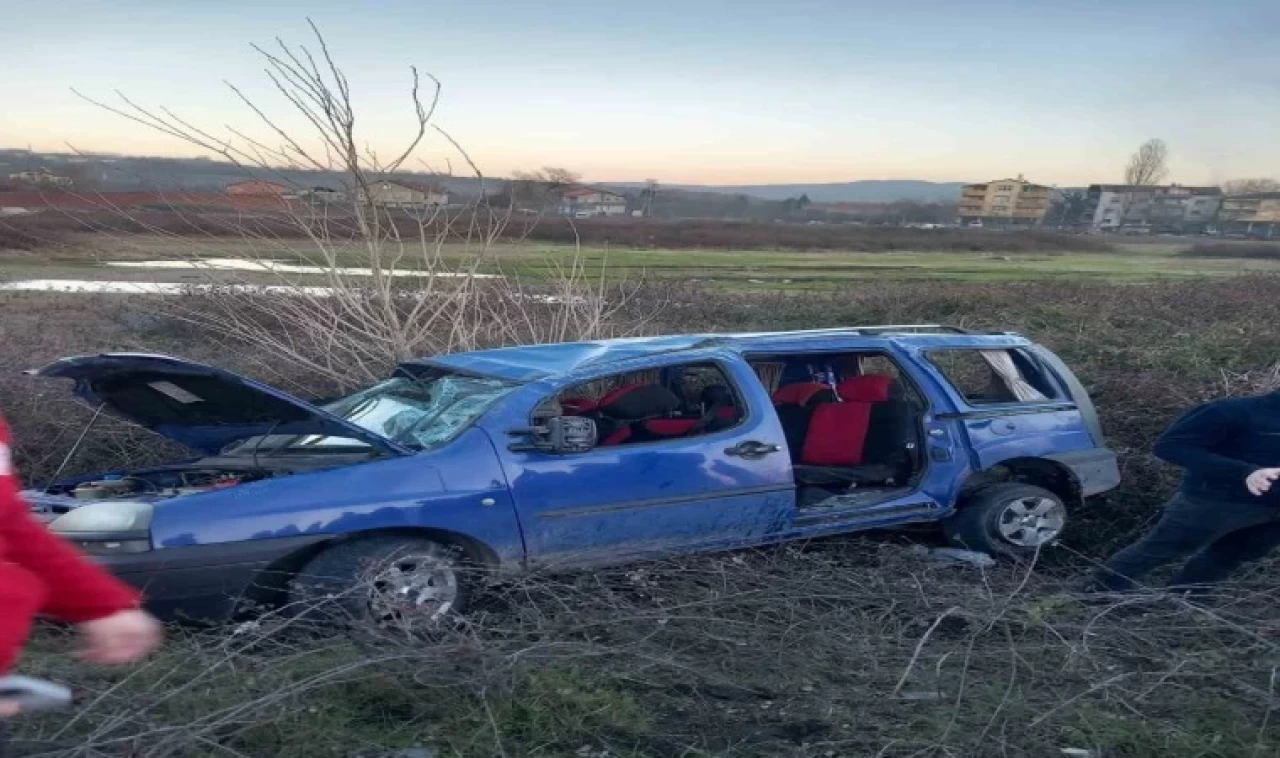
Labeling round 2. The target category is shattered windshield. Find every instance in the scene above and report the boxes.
[223,373,517,454]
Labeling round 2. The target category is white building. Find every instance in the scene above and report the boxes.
[358,180,449,209]
[7,170,74,188]
[557,187,627,217]
[1082,184,1221,232]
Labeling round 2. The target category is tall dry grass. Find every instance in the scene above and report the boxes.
[12,542,1280,756]
[3,276,1280,756]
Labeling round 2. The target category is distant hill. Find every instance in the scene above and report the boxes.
[608,180,966,204]
[2,149,968,205]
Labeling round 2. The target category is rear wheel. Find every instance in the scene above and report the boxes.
[942,483,1067,560]
[289,536,471,634]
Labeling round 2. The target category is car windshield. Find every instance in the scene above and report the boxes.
[222,373,517,455]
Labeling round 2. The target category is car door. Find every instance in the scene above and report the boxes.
[489,353,796,569]
[906,343,1097,489]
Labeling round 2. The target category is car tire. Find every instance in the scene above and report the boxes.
[942,483,1067,560]
[288,536,472,634]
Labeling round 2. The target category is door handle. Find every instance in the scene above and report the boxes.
[725,440,781,459]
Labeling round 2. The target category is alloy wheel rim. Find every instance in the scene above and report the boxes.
[996,496,1066,547]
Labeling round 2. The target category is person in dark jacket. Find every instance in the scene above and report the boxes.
[0,417,162,719]
[1091,390,1280,593]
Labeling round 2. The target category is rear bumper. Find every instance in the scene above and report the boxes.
[95,536,327,623]
[1047,448,1121,498]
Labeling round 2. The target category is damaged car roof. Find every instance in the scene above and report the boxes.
[414,327,1033,382]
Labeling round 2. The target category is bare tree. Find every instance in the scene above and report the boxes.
[1124,138,1169,186]
[1118,138,1168,229]
[73,22,649,389]
[540,167,580,186]
[510,167,581,211]
[1048,189,1089,228]
[1222,178,1280,196]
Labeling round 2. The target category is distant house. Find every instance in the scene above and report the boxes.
[225,180,294,197]
[358,180,449,209]
[298,186,346,204]
[7,170,74,188]
[557,186,627,217]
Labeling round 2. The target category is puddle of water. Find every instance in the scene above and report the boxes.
[0,279,342,296]
[0,279,587,304]
[104,258,499,279]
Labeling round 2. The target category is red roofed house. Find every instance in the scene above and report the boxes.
[557,186,627,217]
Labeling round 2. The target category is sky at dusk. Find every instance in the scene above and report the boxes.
[2,0,1279,186]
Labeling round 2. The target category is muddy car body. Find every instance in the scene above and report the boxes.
[26,326,1120,624]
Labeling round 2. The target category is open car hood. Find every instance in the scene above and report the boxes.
[32,353,413,457]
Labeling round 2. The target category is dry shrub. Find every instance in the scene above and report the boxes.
[0,218,59,252]
[2,209,1116,255]
[1182,241,1280,260]
[508,218,1113,254]
[0,207,305,240]
[13,542,1280,756]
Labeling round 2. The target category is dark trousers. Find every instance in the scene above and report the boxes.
[1092,492,1280,592]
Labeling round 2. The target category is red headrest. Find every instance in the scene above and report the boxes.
[772,382,833,406]
[838,374,894,403]
[597,384,642,408]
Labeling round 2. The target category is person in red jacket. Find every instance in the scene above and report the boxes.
[0,418,161,718]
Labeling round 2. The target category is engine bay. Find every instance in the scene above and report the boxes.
[25,465,279,521]
[59,468,268,501]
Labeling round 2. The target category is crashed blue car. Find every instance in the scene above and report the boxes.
[26,325,1119,626]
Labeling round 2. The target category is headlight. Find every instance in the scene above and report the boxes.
[50,501,154,535]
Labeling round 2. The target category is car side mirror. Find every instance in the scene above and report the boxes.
[508,416,598,454]
[543,416,598,453]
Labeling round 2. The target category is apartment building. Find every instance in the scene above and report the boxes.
[958,175,1052,226]
[1217,192,1280,237]
[1081,184,1221,232]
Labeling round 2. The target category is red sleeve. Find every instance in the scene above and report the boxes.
[0,420,140,623]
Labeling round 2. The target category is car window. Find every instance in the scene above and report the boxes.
[547,361,745,448]
[748,361,785,394]
[857,354,901,378]
[926,349,1053,404]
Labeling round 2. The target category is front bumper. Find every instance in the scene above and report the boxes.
[93,536,327,623]
[1047,447,1122,498]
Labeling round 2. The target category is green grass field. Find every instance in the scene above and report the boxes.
[490,241,1275,287]
[3,234,1278,290]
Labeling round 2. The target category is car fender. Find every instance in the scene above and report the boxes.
[148,428,524,568]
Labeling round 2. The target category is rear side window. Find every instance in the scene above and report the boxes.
[926,349,1055,404]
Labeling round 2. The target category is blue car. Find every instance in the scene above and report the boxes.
[25,325,1119,626]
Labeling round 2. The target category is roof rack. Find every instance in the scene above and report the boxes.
[736,324,983,339]
[852,324,974,335]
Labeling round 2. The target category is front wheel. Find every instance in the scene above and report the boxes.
[289,536,472,634]
[942,483,1067,560]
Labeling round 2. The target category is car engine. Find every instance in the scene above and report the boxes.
[25,467,271,522]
